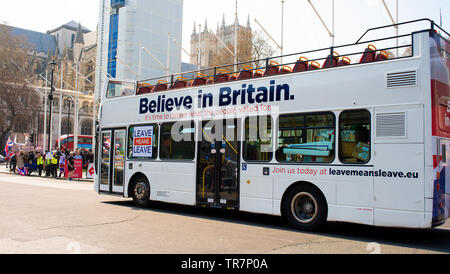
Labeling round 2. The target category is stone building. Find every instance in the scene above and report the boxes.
[5,21,97,149]
[190,14,252,69]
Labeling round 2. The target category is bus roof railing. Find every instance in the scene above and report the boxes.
[135,18,447,91]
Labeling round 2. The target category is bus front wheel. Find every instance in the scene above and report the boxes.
[131,176,151,208]
[282,184,327,231]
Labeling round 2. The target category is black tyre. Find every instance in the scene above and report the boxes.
[282,184,327,231]
[131,176,151,208]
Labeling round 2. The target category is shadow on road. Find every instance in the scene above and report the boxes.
[103,200,450,253]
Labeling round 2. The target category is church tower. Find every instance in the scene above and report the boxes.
[73,23,85,64]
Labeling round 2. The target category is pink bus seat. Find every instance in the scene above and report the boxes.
[322,52,340,68]
[253,69,264,78]
[293,57,309,72]
[152,80,168,92]
[337,56,351,66]
[190,73,207,87]
[359,44,377,63]
[206,77,215,85]
[264,60,280,76]
[136,83,153,95]
[279,65,292,74]
[237,65,254,80]
[228,73,239,81]
[171,76,189,89]
[307,61,320,71]
[213,69,230,83]
[375,50,389,61]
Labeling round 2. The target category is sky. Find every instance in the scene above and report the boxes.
[1,0,449,63]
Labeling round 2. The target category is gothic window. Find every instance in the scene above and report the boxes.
[71,34,75,48]
[81,120,93,135]
[61,118,73,135]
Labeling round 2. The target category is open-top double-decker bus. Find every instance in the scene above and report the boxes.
[94,19,449,231]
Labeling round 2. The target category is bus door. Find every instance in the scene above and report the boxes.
[99,129,126,194]
[196,119,240,208]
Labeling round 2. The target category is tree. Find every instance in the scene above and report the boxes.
[0,24,40,152]
[249,30,275,68]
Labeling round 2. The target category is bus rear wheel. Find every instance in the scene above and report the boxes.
[282,184,327,231]
[131,176,151,208]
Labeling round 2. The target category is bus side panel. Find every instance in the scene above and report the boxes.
[430,32,450,226]
[125,161,197,206]
[373,105,425,228]
[240,164,274,215]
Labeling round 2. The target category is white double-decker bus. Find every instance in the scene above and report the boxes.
[95,19,449,231]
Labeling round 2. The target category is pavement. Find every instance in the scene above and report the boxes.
[0,164,93,182]
[0,163,449,254]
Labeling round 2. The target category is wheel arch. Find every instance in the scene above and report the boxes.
[127,172,149,198]
[280,181,329,218]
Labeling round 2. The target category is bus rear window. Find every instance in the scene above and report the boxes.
[107,81,135,98]
[438,97,450,133]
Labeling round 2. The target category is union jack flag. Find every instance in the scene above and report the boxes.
[17,167,26,176]
[115,143,121,149]
[4,137,14,156]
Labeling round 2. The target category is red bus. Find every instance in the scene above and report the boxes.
[55,135,93,150]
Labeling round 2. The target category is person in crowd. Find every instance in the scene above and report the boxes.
[45,151,52,177]
[23,151,29,175]
[10,151,17,174]
[81,150,88,172]
[27,150,35,176]
[74,149,83,160]
[51,150,59,178]
[16,150,25,175]
[86,149,93,167]
[36,152,44,177]
[5,153,9,169]
[67,151,75,181]
[58,148,66,178]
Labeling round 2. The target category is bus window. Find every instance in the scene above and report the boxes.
[128,124,159,160]
[106,81,135,98]
[339,110,371,164]
[244,116,273,162]
[160,121,195,160]
[277,113,335,163]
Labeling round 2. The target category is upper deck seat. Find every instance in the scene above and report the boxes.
[237,65,254,80]
[190,73,207,87]
[322,52,340,68]
[136,83,153,95]
[375,50,389,61]
[307,61,320,71]
[279,65,292,74]
[264,61,280,76]
[293,57,309,72]
[214,69,230,83]
[359,44,377,63]
[152,80,168,92]
[206,77,215,85]
[171,76,189,89]
[228,73,239,81]
[337,56,351,66]
[253,69,264,78]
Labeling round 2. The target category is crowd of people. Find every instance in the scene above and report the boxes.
[6,148,94,181]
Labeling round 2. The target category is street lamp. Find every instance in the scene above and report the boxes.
[47,58,57,152]
[281,0,285,63]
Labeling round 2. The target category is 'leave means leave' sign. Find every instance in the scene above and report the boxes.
[132,126,153,157]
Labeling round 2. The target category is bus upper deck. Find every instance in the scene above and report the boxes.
[104,19,448,100]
